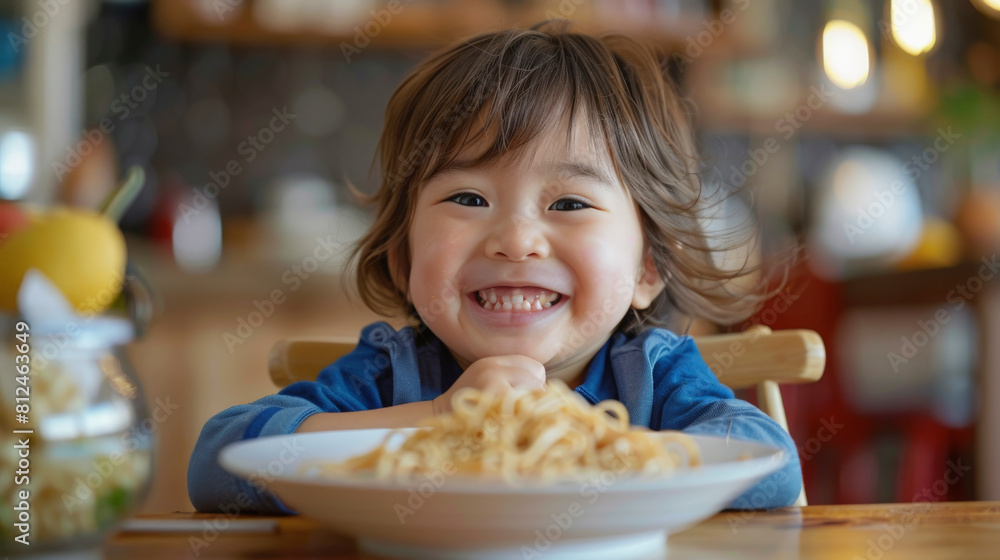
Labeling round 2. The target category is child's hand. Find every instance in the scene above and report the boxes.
[432,355,546,415]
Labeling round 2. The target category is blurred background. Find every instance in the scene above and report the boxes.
[1,0,999,514]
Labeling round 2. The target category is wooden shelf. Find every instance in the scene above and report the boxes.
[151,0,704,50]
[841,262,985,307]
[696,109,934,139]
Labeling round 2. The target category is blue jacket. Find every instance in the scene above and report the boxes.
[188,322,802,513]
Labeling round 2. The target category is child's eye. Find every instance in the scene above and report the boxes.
[447,192,488,207]
[549,198,591,211]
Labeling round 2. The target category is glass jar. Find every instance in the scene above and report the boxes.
[0,315,153,557]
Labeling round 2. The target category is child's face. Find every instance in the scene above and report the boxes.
[405,117,664,381]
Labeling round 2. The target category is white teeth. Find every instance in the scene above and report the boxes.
[476,288,562,312]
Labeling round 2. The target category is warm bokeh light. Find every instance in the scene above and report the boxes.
[977,0,1000,13]
[972,0,1000,19]
[822,20,871,89]
[891,0,936,55]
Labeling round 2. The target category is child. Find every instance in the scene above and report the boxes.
[188,20,801,514]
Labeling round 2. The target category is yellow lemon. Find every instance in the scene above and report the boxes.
[0,209,127,314]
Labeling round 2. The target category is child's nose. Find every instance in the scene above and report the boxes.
[485,213,550,261]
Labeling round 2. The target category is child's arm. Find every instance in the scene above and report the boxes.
[187,322,418,514]
[668,396,802,509]
[650,336,803,509]
[187,392,330,515]
[186,393,435,515]
[295,401,433,432]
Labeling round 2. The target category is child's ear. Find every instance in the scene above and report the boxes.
[632,251,666,310]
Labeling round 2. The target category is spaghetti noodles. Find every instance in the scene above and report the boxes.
[302,380,700,483]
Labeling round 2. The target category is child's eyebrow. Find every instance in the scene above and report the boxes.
[540,161,616,189]
[433,159,616,191]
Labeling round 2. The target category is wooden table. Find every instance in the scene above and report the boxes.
[105,501,1000,559]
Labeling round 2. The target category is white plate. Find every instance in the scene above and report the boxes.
[220,429,786,560]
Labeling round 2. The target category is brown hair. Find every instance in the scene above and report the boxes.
[348,20,774,334]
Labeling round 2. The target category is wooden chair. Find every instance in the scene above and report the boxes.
[267,325,825,506]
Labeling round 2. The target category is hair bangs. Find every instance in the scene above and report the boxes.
[421,36,609,182]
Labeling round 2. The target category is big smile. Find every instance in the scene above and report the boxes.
[474,287,564,312]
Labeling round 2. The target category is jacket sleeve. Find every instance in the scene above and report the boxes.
[653,336,802,509]
[187,323,396,514]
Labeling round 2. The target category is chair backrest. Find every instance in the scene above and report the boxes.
[269,326,824,393]
[267,325,824,505]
